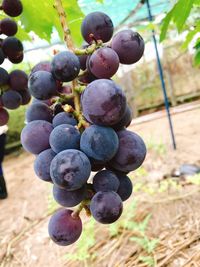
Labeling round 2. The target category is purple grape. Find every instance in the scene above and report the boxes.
[8,52,23,64]
[109,130,146,173]
[48,209,82,246]
[52,112,77,127]
[81,79,126,126]
[2,0,23,17]
[88,47,119,78]
[53,184,86,207]
[112,105,133,130]
[28,71,57,100]
[18,90,31,105]
[111,30,144,64]
[31,61,52,74]
[81,12,114,44]
[0,18,18,36]
[0,108,9,126]
[50,149,91,190]
[9,70,28,91]
[93,170,119,192]
[80,125,119,162]
[21,120,53,154]
[2,90,22,109]
[26,102,53,123]
[2,37,23,59]
[115,172,133,201]
[78,45,88,70]
[34,149,56,182]
[51,51,80,82]
[90,191,123,224]
[49,124,80,153]
[0,67,9,86]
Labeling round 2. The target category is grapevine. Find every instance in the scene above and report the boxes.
[20,0,147,246]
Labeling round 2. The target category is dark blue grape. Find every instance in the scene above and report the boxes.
[80,125,119,162]
[34,149,56,182]
[31,61,52,74]
[93,170,119,192]
[112,105,133,130]
[18,90,31,105]
[81,79,126,126]
[51,51,80,82]
[48,209,82,246]
[0,67,9,86]
[2,37,23,60]
[2,90,22,109]
[53,184,86,207]
[52,112,77,127]
[115,172,133,201]
[111,30,144,64]
[50,149,91,190]
[90,191,123,224]
[21,120,53,154]
[49,124,80,153]
[88,47,119,79]
[81,12,114,44]
[2,0,23,17]
[109,130,146,172]
[0,18,18,36]
[9,70,28,91]
[28,71,57,100]
[26,102,53,123]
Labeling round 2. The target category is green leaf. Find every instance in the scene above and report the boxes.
[96,0,104,3]
[160,9,174,42]
[174,0,194,32]
[139,256,155,267]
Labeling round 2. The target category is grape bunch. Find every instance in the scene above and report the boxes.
[0,0,30,126]
[20,11,146,246]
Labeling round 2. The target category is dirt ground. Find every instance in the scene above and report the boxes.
[0,101,200,267]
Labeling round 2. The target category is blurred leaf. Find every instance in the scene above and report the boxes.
[160,9,174,42]
[139,255,155,267]
[96,0,104,3]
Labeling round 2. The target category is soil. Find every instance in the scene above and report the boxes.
[0,102,200,267]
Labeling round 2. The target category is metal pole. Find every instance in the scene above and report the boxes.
[146,0,177,150]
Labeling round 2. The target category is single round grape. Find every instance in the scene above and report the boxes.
[31,61,52,74]
[78,54,87,71]
[52,112,77,127]
[53,184,86,207]
[90,191,123,224]
[0,48,5,64]
[21,120,53,154]
[9,69,28,91]
[26,102,53,123]
[111,30,145,64]
[18,90,31,105]
[51,51,80,82]
[2,90,22,109]
[2,0,23,17]
[50,149,91,190]
[28,71,57,100]
[93,170,119,192]
[2,37,23,59]
[112,105,133,130]
[48,209,82,246]
[49,124,80,153]
[34,149,56,182]
[88,47,119,78]
[81,12,114,44]
[81,79,126,126]
[115,172,133,201]
[109,130,146,172]
[0,108,9,126]
[0,18,18,36]
[80,125,119,162]
[0,67,9,86]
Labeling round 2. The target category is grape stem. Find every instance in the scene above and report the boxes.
[54,0,88,129]
[72,199,91,218]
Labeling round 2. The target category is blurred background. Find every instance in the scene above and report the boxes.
[1,0,200,266]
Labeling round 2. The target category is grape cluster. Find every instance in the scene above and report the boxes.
[20,11,146,246]
[0,0,29,126]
